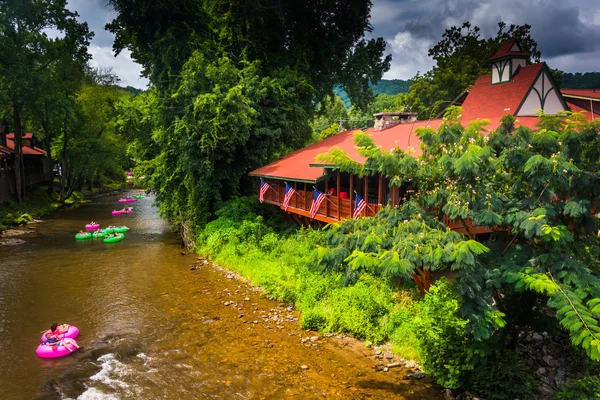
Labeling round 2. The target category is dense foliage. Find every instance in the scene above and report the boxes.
[560,72,600,90]
[106,0,390,227]
[0,0,92,202]
[315,107,600,372]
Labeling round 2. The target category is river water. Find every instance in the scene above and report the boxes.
[0,192,439,399]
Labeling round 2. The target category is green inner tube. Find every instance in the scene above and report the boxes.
[92,231,106,238]
[113,226,130,233]
[103,233,124,243]
[133,195,145,199]
[103,228,115,234]
[75,233,91,240]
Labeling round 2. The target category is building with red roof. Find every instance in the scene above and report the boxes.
[0,130,51,202]
[249,40,599,229]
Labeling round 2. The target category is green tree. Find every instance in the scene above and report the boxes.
[0,0,92,201]
[106,0,391,228]
[403,22,539,119]
[314,107,600,368]
[52,72,131,201]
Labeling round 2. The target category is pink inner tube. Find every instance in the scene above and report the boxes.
[41,325,79,342]
[112,209,132,215]
[118,198,136,203]
[85,224,100,230]
[36,339,79,359]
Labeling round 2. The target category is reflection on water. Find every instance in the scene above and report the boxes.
[0,192,440,399]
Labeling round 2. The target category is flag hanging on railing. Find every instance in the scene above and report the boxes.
[310,188,327,218]
[282,183,296,211]
[353,192,367,219]
[259,178,271,203]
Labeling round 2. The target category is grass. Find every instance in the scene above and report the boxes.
[194,197,423,360]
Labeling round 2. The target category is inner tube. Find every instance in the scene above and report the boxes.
[92,231,106,238]
[103,227,115,234]
[103,233,124,243]
[112,209,133,215]
[36,338,79,359]
[41,325,79,342]
[133,195,145,199]
[118,198,137,203]
[113,226,129,233]
[85,223,100,230]
[75,233,91,240]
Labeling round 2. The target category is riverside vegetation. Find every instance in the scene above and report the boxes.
[193,109,600,400]
[4,1,600,398]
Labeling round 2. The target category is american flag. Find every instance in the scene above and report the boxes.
[353,192,367,219]
[259,178,270,203]
[282,183,296,211]
[309,188,327,218]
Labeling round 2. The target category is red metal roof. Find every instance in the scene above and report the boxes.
[565,101,599,122]
[6,132,33,139]
[3,133,47,156]
[250,117,540,182]
[490,40,529,61]
[461,63,544,121]
[561,89,600,100]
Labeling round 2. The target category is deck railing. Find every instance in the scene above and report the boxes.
[263,181,380,224]
[263,181,492,234]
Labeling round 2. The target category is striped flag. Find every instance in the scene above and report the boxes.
[282,183,296,211]
[353,192,367,219]
[259,178,270,203]
[309,189,327,218]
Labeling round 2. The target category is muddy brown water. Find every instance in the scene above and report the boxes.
[0,192,440,399]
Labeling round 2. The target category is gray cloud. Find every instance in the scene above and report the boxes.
[60,0,600,85]
[372,0,600,79]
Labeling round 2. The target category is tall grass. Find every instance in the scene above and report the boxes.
[195,196,422,353]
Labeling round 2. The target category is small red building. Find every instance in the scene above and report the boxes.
[0,129,51,202]
[250,41,600,232]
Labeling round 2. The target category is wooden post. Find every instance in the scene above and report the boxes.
[337,170,341,221]
[278,181,282,204]
[304,183,308,211]
[378,174,383,205]
[349,173,353,218]
[294,181,298,209]
[325,179,329,218]
[364,176,368,216]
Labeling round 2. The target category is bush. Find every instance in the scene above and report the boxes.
[300,276,394,341]
[413,278,473,389]
[384,303,421,362]
[467,351,535,400]
[555,376,600,400]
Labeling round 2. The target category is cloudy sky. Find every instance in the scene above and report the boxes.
[68,0,600,89]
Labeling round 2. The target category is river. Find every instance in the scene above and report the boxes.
[0,192,439,399]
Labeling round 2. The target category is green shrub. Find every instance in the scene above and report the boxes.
[555,376,600,400]
[413,278,473,389]
[467,351,535,400]
[384,304,421,362]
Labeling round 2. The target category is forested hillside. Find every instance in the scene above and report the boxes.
[334,79,411,108]
[561,72,600,89]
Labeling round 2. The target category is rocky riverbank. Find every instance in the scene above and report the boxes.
[187,254,437,397]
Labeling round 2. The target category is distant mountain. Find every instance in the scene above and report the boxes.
[561,72,600,89]
[334,79,411,108]
[120,85,144,96]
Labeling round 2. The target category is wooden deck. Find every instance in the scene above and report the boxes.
[263,181,492,235]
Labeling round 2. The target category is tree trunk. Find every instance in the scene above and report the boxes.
[41,104,54,197]
[59,121,68,203]
[13,105,23,203]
